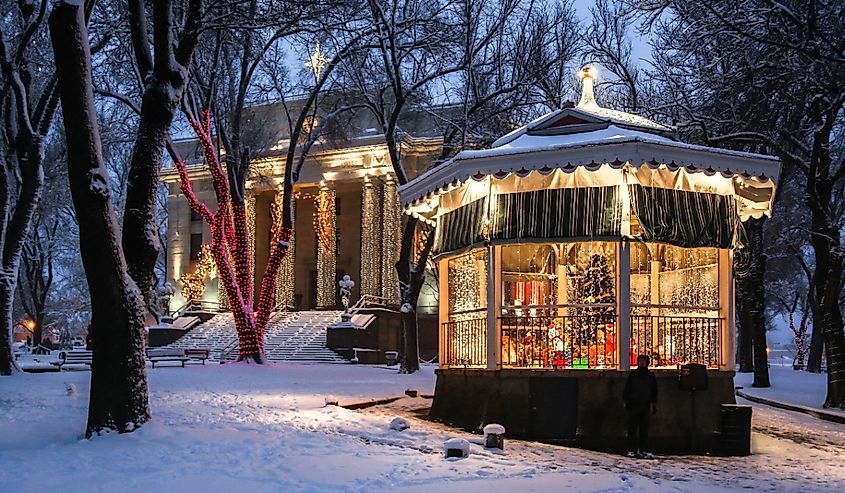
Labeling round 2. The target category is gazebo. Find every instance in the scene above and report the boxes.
[399,69,781,453]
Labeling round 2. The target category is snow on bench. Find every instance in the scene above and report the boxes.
[146,347,211,368]
[146,348,190,368]
[184,348,210,364]
[51,351,93,371]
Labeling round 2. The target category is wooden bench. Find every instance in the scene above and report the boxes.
[51,351,93,370]
[184,348,210,365]
[146,348,190,368]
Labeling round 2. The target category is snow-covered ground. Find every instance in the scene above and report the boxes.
[1,363,843,492]
[736,366,845,419]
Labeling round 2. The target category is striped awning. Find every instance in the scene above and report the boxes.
[434,184,739,254]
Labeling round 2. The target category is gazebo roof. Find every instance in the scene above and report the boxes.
[399,70,781,222]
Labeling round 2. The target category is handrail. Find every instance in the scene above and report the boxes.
[170,299,224,319]
[217,338,239,361]
[347,294,399,315]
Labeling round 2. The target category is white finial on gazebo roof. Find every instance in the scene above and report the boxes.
[577,66,598,109]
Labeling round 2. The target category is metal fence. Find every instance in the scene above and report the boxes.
[500,313,617,369]
[631,315,722,368]
[443,317,487,367]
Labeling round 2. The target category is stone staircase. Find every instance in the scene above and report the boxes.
[264,311,347,363]
[165,310,347,363]
[167,312,237,354]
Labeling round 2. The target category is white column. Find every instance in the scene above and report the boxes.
[486,245,499,370]
[719,248,735,370]
[438,258,449,368]
[617,240,631,370]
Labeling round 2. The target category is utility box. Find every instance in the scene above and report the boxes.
[679,363,709,391]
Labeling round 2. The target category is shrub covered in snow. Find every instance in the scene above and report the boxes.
[389,417,410,431]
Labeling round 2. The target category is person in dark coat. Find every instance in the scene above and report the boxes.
[623,354,658,458]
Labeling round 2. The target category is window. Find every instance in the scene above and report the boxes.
[189,233,203,261]
[499,241,617,369]
[444,249,487,367]
[630,243,721,368]
[190,209,202,222]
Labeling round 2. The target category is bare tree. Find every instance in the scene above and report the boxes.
[121,0,202,304]
[630,0,845,406]
[50,0,150,435]
[0,0,61,374]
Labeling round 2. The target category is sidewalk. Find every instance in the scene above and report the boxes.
[735,366,845,423]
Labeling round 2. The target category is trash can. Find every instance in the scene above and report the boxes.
[720,404,752,456]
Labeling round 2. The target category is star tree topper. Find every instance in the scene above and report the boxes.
[305,41,329,80]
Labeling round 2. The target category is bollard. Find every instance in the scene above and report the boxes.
[483,423,506,450]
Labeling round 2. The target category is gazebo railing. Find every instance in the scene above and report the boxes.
[443,316,487,368]
[500,313,617,369]
[630,315,722,368]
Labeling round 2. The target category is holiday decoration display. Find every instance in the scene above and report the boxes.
[173,109,293,362]
[305,41,329,80]
[338,275,355,310]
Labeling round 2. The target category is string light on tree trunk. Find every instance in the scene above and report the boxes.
[173,108,294,362]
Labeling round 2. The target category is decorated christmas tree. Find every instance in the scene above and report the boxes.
[578,253,616,319]
[571,253,616,368]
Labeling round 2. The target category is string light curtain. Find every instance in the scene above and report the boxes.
[381,175,401,305]
[271,191,295,309]
[360,176,382,297]
[315,187,336,308]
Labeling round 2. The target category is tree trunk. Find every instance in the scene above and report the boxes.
[121,85,180,298]
[737,295,754,372]
[396,217,434,374]
[50,2,150,436]
[807,324,824,373]
[808,180,845,407]
[738,218,770,387]
[0,275,17,375]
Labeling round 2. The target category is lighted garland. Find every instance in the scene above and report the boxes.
[360,176,381,297]
[314,188,335,254]
[178,244,214,303]
[381,175,401,305]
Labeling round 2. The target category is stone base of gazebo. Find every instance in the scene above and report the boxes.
[429,369,738,455]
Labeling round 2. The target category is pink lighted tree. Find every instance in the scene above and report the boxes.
[174,109,291,363]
